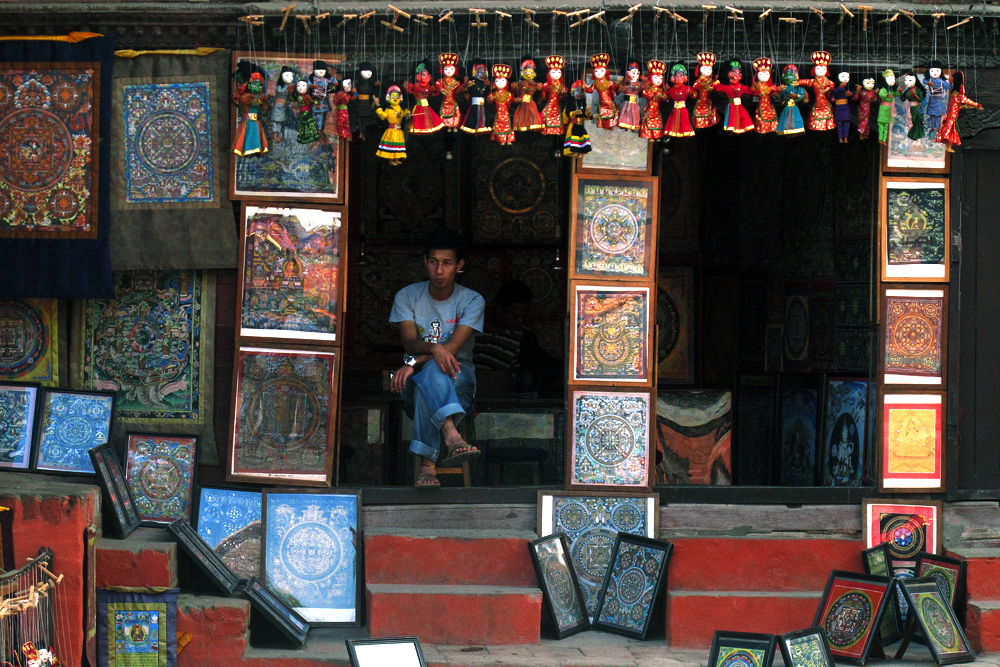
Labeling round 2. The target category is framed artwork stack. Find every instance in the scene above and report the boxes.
[813,570,892,664]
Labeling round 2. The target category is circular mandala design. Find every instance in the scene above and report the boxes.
[721,651,756,667]
[588,204,640,255]
[611,504,642,532]
[616,567,647,605]
[785,297,809,358]
[570,529,616,581]
[478,211,501,234]
[0,300,47,376]
[585,414,636,466]
[47,187,79,220]
[656,287,680,362]
[136,111,200,175]
[919,595,959,650]
[533,210,556,234]
[479,139,502,162]
[543,559,575,611]
[55,416,96,448]
[824,592,872,648]
[280,522,342,582]
[0,109,74,192]
[556,501,589,531]
[245,377,322,449]
[489,157,545,214]
[136,455,184,501]
[923,566,955,600]
[519,266,553,302]
[50,80,81,111]
[882,515,925,559]
[892,314,935,356]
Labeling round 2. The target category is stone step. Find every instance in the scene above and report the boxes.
[177,594,251,665]
[951,547,1000,601]
[366,583,543,646]
[364,529,539,587]
[96,527,177,588]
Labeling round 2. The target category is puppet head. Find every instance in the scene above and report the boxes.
[591,53,610,80]
[837,70,850,84]
[359,61,374,80]
[312,60,329,79]
[342,78,353,92]
[439,52,459,78]
[520,59,537,80]
[572,79,586,98]
[247,72,265,95]
[782,64,800,86]
[928,60,944,80]
[726,61,743,85]
[545,55,564,83]
[753,57,773,83]
[386,84,403,105]
[810,51,831,77]
[882,69,896,88]
[696,52,716,77]
[862,76,876,90]
[902,72,917,88]
[279,66,296,86]
[492,63,512,89]
[664,61,681,87]
[626,62,641,83]
[473,62,488,81]
[415,63,432,85]
[295,79,310,96]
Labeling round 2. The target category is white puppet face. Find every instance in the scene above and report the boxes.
[929,67,943,79]
[651,73,664,86]
[885,74,896,87]
[593,66,607,80]
[838,71,850,83]
[814,65,828,77]
[699,64,713,77]
[903,74,916,87]
[443,65,456,77]
[313,68,327,78]
[627,67,640,82]
[342,79,353,91]
[494,77,508,89]
[757,70,771,82]
[550,68,562,81]
[361,69,373,79]
[863,77,876,90]
[280,70,295,84]
[296,80,309,94]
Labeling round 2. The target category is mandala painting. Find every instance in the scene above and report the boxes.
[0,382,39,469]
[782,632,832,667]
[0,63,98,238]
[80,270,204,427]
[882,393,943,490]
[529,534,588,638]
[884,289,945,383]
[121,81,214,205]
[263,492,359,625]
[572,177,656,278]
[570,390,651,488]
[0,299,58,384]
[573,286,651,384]
[657,268,695,384]
[864,500,940,558]
[920,563,960,604]
[241,207,342,343]
[822,379,870,487]
[785,296,809,362]
[35,389,115,473]
[815,575,888,661]
[196,487,262,579]
[883,180,948,280]
[593,536,670,638]
[913,592,963,653]
[124,434,197,524]
[229,346,336,486]
[778,384,820,487]
[716,647,766,667]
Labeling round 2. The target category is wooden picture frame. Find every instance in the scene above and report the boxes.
[527,533,590,639]
[708,631,778,667]
[346,637,426,667]
[32,387,116,475]
[894,577,974,665]
[813,570,891,664]
[821,377,872,488]
[166,518,242,595]
[568,174,659,281]
[879,391,945,493]
[657,266,696,385]
[0,380,42,470]
[862,498,942,556]
[777,374,824,487]
[227,344,339,487]
[778,627,836,667]
[570,283,654,386]
[241,576,310,648]
[88,443,142,539]
[123,433,199,526]
[916,552,967,610]
[882,287,947,386]
[882,122,951,175]
[575,128,654,175]
[880,177,950,282]
[238,203,347,345]
[195,485,262,580]
[592,532,673,640]
[567,387,654,490]
[261,489,362,627]
[229,51,346,204]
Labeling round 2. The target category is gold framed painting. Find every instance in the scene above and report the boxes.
[570,283,654,387]
[881,287,947,387]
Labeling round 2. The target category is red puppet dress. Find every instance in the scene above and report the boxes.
[488,64,516,145]
[855,85,879,140]
[715,63,754,134]
[540,55,569,136]
[663,62,695,138]
[750,57,780,134]
[617,62,644,131]
[797,51,836,131]
[639,62,669,140]
[936,72,983,151]
[692,52,720,129]
[437,53,462,130]
[332,88,354,140]
[511,60,544,131]
[407,63,445,134]
[585,53,618,130]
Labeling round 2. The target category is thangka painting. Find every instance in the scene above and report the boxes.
[527,534,589,639]
[0,381,40,469]
[228,346,337,487]
[0,299,59,385]
[572,285,652,385]
[240,206,343,344]
[262,491,360,626]
[882,179,949,282]
[813,571,890,664]
[881,393,944,492]
[778,377,821,487]
[863,499,941,557]
[0,63,99,239]
[537,491,658,618]
[885,91,950,173]
[592,534,672,640]
[779,629,835,667]
[657,268,695,384]
[822,378,870,487]
[883,288,946,385]
[230,52,344,203]
[123,434,198,525]
[96,587,178,667]
[569,390,652,489]
[196,487,262,579]
[654,390,732,485]
[917,553,966,608]
[33,388,115,474]
[784,296,809,362]
[570,176,657,280]
[897,578,974,664]
[708,632,777,667]
[578,125,652,174]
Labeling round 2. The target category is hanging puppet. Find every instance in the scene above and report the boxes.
[407,62,444,134]
[855,76,878,140]
[512,59,544,131]
[462,61,493,134]
[830,69,854,143]
[488,63,515,145]
[899,71,926,141]
[331,79,355,141]
[776,64,808,136]
[617,61,644,132]
[693,52,720,130]
[437,53,463,132]
[750,57,780,134]
[715,60,754,134]
[269,66,295,143]
[662,61,694,138]
[585,53,618,129]
[936,70,983,151]
[353,61,381,140]
[877,69,898,144]
[563,79,593,156]
[540,55,568,136]
[797,51,835,131]
[309,60,334,131]
[291,79,320,144]
[233,71,270,156]
[922,60,951,139]
[375,85,410,164]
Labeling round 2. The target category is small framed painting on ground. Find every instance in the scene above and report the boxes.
[571,284,653,386]
[0,381,41,470]
[346,637,426,667]
[813,570,891,664]
[527,533,590,639]
[895,577,974,665]
[916,552,967,610]
[124,433,199,526]
[88,443,142,539]
[778,627,835,667]
[33,388,116,474]
[195,486,262,580]
[880,178,949,282]
[879,392,945,493]
[708,631,777,667]
[568,388,654,490]
[241,576,310,648]
[882,288,947,386]
[592,532,673,640]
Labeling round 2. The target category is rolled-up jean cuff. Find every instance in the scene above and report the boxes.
[432,402,466,428]
[409,439,440,461]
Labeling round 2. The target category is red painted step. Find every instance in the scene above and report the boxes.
[951,547,1000,601]
[365,529,538,587]
[96,528,178,588]
[666,591,822,649]
[177,594,250,666]
[366,584,542,645]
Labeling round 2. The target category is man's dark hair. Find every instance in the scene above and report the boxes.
[425,227,466,261]
[496,279,533,307]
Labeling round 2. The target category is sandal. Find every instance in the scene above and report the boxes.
[438,442,481,467]
[415,472,441,489]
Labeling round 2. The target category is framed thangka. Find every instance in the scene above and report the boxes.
[883,288,946,386]
[527,533,590,639]
[228,345,338,486]
[657,267,696,384]
[262,490,361,626]
[708,631,778,667]
[592,533,673,640]
[196,486,262,579]
[895,578,974,665]
[33,388,115,474]
[0,299,60,385]
[777,374,822,487]
[0,62,100,239]
[123,434,198,526]
[571,284,653,386]
[96,587,178,667]
[881,178,949,282]
[916,552,967,610]
[778,628,836,667]
[230,52,345,204]
[568,389,653,490]
[880,392,945,492]
[569,175,658,280]
[883,91,951,174]
[239,205,344,344]
[785,295,809,362]
[0,381,40,470]
[813,570,891,665]
[863,498,942,557]
[822,378,871,487]
[537,491,658,618]
[577,126,654,175]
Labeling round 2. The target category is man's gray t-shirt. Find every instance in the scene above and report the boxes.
[389,281,486,370]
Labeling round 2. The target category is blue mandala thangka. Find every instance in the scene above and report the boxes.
[572,391,650,487]
[596,542,666,633]
[0,383,39,469]
[36,391,114,473]
[197,488,261,549]
[122,82,214,204]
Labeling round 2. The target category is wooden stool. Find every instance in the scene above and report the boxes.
[413,457,471,487]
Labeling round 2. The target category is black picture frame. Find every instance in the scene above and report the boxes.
[88,443,142,539]
[527,533,590,639]
[812,570,891,665]
[860,542,904,645]
[894,577,974,665]
[861,543,892,577]
[166,518,241,596]
[778,627,836,667]
[916,552,967,611]
[592,532,673,640]
[241,576,310,648]
[345,637,427,667]
[123,432,200,527]
[708,631,778,667]
[0,380,42,471]
[32,387,117,475]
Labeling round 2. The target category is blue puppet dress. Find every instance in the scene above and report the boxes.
[830,85,854,141]
[233,96,270,156]
[776,85,807,135]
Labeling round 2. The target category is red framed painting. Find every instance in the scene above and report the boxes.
[882,287,947,387]
[812,570,891,664]
[570,283,654,387]
[879,391,945,493]
[862,498,942,557]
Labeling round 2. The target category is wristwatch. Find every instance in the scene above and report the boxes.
[403,354,418,367]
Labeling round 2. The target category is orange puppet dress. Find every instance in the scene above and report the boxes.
[488,88,515,145]
[798,51,836,131]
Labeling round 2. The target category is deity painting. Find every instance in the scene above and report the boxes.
[241,207,342,344]
[0,299,59,385]
[196,487,261,579]
[883,180,949,281]
[570,390,651,488]
[124,434,198,525]
[884,290,945,384]
[778,384,819,486]
[572,178,656,278]
[822,379,870,487]
[882,393,943,490]
[573,286,651,384]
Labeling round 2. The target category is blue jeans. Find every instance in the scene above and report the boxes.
[402,363,476,462]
